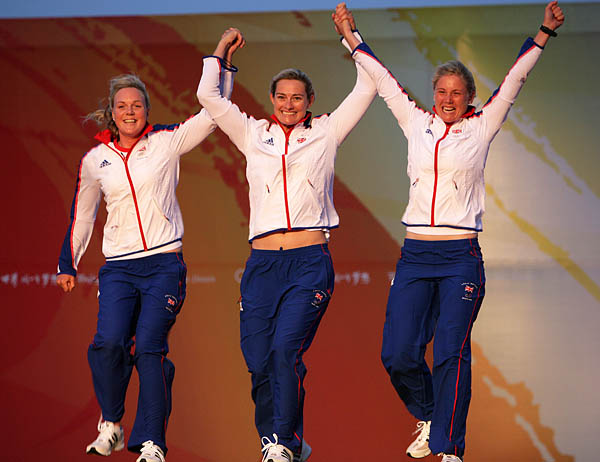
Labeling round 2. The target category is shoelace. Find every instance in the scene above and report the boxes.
[140,440,165,462]
[261,434,283,462]
[96,416,118,444]
[413,421,430,442]
[96,415,105,432]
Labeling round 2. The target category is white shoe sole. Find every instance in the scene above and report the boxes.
[86,440,125,456]
[406,448,432,458]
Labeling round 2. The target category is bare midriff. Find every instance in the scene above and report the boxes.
[163,246,183,253]
[405,231,477,241]
[252,230,327,250]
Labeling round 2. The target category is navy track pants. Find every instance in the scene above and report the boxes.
[381,238,485,458]
[239,243,334,453]
[88,251,186,454]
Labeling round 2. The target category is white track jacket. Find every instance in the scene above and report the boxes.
[352,38,544,233]
[197,49,376,242]
[57,70,235,276]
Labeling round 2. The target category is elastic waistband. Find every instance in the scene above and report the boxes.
[105,251,183,268]
[250,243,330,259]
[403,237,480,252]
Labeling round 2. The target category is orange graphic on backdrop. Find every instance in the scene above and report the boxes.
[0,13,573,462]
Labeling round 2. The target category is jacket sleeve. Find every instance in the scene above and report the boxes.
[197,56,252,156]
[57,153,101,276]
[220,66,236,100]
[159,64,238,156]
[326,31,377,146]
[351,41,424,138]
[480,37,543,141]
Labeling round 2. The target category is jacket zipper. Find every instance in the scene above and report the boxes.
[107,133,149,251]
[281,130,292,230]
[270,114,310,232]
[430,123,451,226]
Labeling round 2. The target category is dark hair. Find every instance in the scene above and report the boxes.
[269,68,315,100]
[84,74,150,138]
[432,60,476,101]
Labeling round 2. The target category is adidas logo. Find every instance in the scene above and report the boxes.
[264,137,274,146]
[99,159,111,168]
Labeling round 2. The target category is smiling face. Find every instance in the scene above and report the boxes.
[270,79,314,128]
[112,87,148,148]
[433,74,473,124]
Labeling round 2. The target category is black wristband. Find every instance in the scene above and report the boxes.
[540,25,557,37]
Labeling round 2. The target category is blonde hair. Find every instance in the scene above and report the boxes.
[85,74,150,138]
[432,60,476,101]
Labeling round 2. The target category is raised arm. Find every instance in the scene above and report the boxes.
[217,28,244,101]
[333,3,359,50]
[161,31,244,157]
[325,4,376,146]
[533,1,565,47]
[333,3,423,138]
[197,28,253,154]
[480,1,565,140]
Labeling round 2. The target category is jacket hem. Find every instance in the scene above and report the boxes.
[403,222,482,233]
[105,238,182,261]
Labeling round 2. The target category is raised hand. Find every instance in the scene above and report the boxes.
[332,3,356,36]
[543,1,565,31]
[213,27,246,62]
[332,2,361,50]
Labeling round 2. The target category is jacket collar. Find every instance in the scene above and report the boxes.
[94,123,153,150]
[432,105,476,123]
[269,111,313,131]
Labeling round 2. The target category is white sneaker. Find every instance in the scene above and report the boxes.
[85,416,124,456]
[406,420,431,458]
[293,439,311,462]
[136,440,165,462]
[261,434,294,462]
[439,454,462,462]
